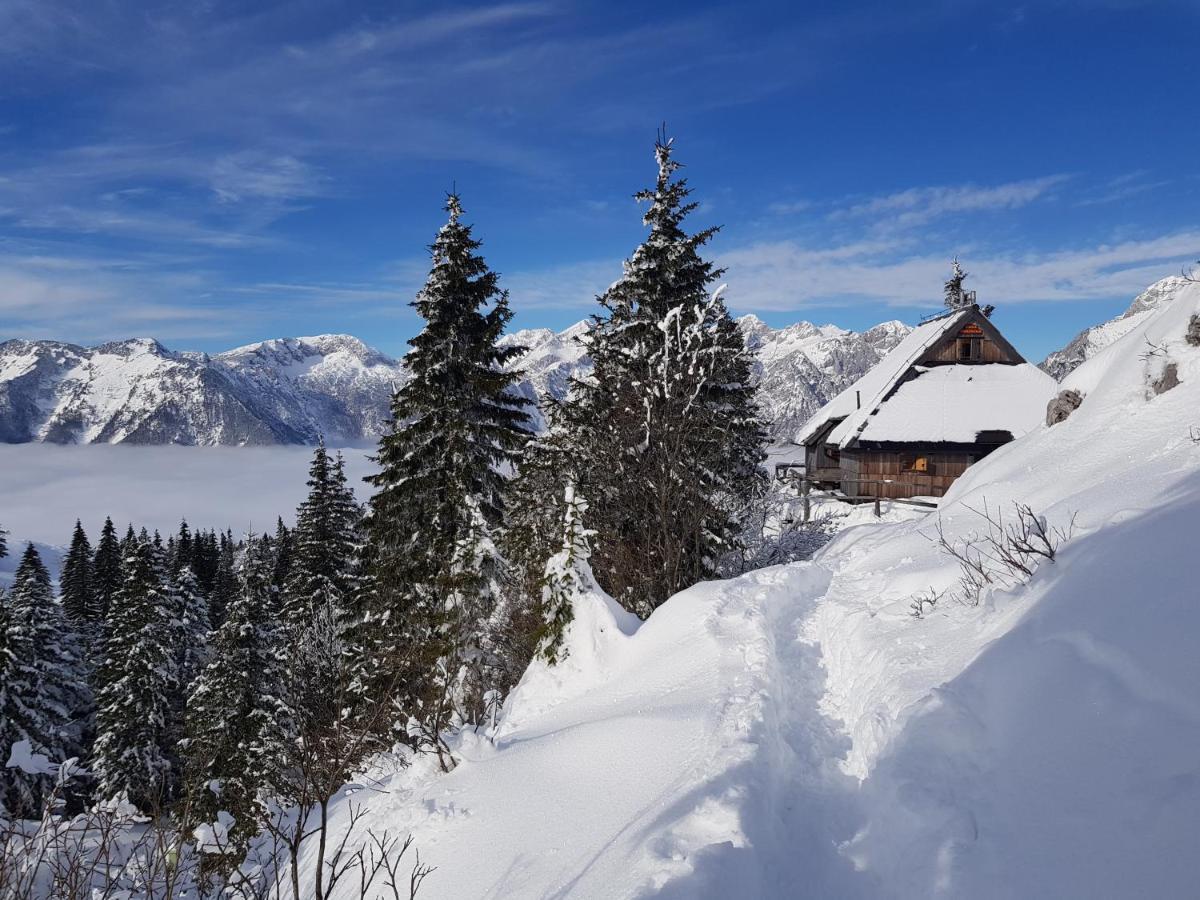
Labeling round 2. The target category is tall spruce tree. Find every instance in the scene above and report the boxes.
[360,193,533,756]
[92,531,179,811]
[92,517,122,625]
[185,535,289,844]
[209,532,238,629]
[61,520,97,627]
[561,134,766,616]
[0,544,90,817]
[283,442,362,629]
[271,517,294,594]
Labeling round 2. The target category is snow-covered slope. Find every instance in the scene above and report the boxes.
[302,280,1200,898]
[0,317,910,446]
[1041,274,1189,379]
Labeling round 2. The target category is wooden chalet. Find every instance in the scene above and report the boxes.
[795,302,1056,500]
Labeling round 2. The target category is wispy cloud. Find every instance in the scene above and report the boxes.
[833,174,1071,228]
[718,229,1200,311]
[1076,170,1171,206]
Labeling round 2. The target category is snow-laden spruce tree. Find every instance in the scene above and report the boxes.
[359,193,533,759]
[537,484,597,665]
[92,530,181,811]
[208,531,238,629]
[494,424,574,683]
[278,444,381,772]
[0,544,90,817]
[944,257,971,309]
[60,520,97,630]
[184,534,290,845]
[92,516,122,625]
[282,442,362,629]
[271,517,294,595]
[561,134,766,616]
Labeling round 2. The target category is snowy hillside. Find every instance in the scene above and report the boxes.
[0,317,909,446]
[301,281,1200,898]
[1041,274,1190,379]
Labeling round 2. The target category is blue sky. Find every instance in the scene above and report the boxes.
[1,0,1198,361]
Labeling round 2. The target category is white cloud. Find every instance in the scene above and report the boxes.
[834,175,1071,228]
[717,229,1200,311]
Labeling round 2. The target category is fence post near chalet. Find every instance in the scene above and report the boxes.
[801,476,811,524]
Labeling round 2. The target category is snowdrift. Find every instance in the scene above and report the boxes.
[308,282,1200,898]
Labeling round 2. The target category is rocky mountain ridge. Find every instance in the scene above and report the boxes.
[0,316,913,447]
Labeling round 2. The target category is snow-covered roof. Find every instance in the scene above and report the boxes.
[852,363,1056,445]
[794,309,973,445]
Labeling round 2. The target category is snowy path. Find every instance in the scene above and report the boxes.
[315,563,866,900]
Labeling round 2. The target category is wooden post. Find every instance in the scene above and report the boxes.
[802,477,811,524]
[874,496,881,518]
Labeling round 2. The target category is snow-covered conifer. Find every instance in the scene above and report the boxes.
[60,520,96,628]
[271,517,294,594]
[0,544,90,817]
[184,534,290,844]
[361,193,534,748]
[944,257,971,309]
[92,516,122,624]
[561,133,766,615]
[282,442,361,628]
[537,484,596,665]
[91,531,179,811]
[209,531,238,628]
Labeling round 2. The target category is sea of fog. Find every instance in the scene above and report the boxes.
[0,444,378,554]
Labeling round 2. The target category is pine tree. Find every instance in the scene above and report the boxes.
[282,443,362,628]
[60,520,96,627]
[190,529,218,598]
[360,193,534,755]
[271,517,294,594]
[561,133,766,616]
[185,535,289,845]
[92,517,122,625]
[0,544,90,817]
[92,531,179,811]
[537,484,597,665]
[209,532,238,629]
[944,257,970,309]
[169,520,194,577]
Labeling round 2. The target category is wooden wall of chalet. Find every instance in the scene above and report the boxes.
[839,450,975,499]
[924,335,1010,364]
[920,316,1024,366]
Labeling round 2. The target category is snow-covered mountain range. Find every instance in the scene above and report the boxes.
[1040,275,1191,379]
[0,317,911,447]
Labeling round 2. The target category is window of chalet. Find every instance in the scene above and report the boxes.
[957,337,982,361]
[902,455,932,474]
[823,445,840,462]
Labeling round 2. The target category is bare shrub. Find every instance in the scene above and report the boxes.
[927,501,1075,608]
[909,587,945,619]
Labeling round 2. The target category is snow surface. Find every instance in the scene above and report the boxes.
[299,280,1200,898]
[855,362,1055,444]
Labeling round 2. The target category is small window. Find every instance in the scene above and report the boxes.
[903,455,932,474]
[957,338,981,361]
[823,445,840,463]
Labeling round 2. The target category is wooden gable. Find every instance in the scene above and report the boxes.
[917,307,1025,366]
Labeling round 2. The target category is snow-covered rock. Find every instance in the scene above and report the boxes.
[0,316,910,446]
[1041,274,1190,379]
